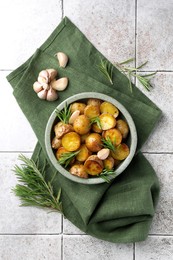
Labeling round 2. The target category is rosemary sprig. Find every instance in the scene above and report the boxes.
[102,137,116,152]
[55,103,71,124]
[98,59,114,85]
[12,154,63,213]
[90,116,102,129]
[115,58,156,92]
[58,150,80,168]
[99,168,115,183]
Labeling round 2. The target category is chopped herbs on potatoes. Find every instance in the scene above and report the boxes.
[51,98,130,180]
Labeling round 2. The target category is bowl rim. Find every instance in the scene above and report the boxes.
[45,92,137,184]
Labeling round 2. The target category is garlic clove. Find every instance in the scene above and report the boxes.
[69,110,80,124]
[38,75,48,85]
[46,69,58,81]
[37,89,47,100]
[56,52,69,68]
[42,83,50,90]
[33,81,43,93]
[51,77,68,91]
[97,148,110,160]
[46,87,58,101]
[39,70,49,80]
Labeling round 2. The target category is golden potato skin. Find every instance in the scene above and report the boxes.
[87,98,102,107]
[100,101,119,118]
[103,156,115,170]
[104,128,122,146]
[51,136,61,149]
[76,144,91,162]
[92,123,102,133]
[81,133,90,143]
[73,115,91,135]
[70,164,88,179]
[99,113,116,130]
[116,119,129,139]
[85,133,102,152]
[56,147,68,160]
[62,132,81,151]
[111,143,130,160]
[84,104,100,119]
[70,102,86,114]
[54,123,73,138]
[84,155,103,175]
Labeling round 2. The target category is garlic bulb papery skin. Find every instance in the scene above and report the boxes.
[39,70,49,81]
[56,52,69,68]
[38,75,49,85]
[33,81,43,93]
[42,83,50,90]
[37,89,47,100]
[46,87,58,101]
[46,69,58,81]
[51,77,68,91]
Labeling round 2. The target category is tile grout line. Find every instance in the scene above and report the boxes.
[61,233,64,260]
[133,243,136,260]
[135,0,137,69]
[61,0,64,19]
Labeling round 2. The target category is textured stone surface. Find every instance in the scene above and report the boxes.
[136,236,173,260]
[64,0,136,64]
[139,73,173,153]
[63,235,133,260]
[137,0,173,70]
[0,235,61,260]
[63,218,84,234]
[0,153,62,234]
[1,72,37,151]
[0,0,62,69]
[144,154,173,235]
[1,0,173,259]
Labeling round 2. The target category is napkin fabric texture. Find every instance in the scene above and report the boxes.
[7,17,162,243]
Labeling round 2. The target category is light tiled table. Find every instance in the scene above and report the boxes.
[1,0,173,259]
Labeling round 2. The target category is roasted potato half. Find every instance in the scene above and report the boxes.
[70,164,88,179]
[62,132,81,151]
[104,128,122,146]
[84,155,103,175]
[73,115,91,135]
[70,102,86,114]
[99,113,116,130]
[103,156,115,170]
[87,98,102,107]
[85,133,102,152]
[76,144,91,162]
[54,123,73,138]
[100,101,119,118]
[84,104,100,119]
[116,119,129,139]
[111,143,130,160]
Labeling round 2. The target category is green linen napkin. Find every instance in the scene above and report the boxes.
[7,17,162,243]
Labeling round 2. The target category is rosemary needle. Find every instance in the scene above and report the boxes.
[99,168,115,183]
[55,103,71,124]
[102,137,116,152]
[115,58,156,92]
[90,116,102,129]
[58,150,80,168]
[12,154,63,213]
[98,59,114,85]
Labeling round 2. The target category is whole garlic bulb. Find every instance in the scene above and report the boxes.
[37,89,47,100]
[47,87,58,101]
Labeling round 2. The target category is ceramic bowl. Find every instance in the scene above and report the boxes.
[45,92,137,184]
